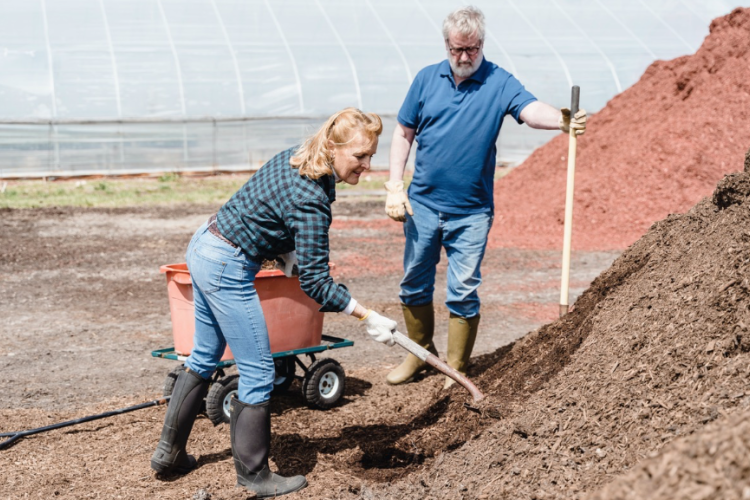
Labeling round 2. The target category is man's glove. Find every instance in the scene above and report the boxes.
[559,108,587,136]
[275,251,298,277]
[360,310,396,346]
[384,180,414,222]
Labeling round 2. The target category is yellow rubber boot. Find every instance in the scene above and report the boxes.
[386,303,438,385]
[443,313,480,390]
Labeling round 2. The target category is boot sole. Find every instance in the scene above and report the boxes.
[150,454,197,475]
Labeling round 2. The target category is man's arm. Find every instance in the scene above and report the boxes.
[384,123,416,222]
[520,101,587,134]
[389,123,416,182]
[519,101,563,130]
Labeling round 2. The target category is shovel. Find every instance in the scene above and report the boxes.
[392,331,485,402]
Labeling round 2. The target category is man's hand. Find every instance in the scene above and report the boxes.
[360,310,396,346]
[559,108,587,136]
[384,180,414,222]
[275,251,298,277]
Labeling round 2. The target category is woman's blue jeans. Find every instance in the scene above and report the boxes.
[184,222,274,405]
[400,197,493,318]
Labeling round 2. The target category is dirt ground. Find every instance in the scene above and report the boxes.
[5,168,750,500]
[0,197,617,499]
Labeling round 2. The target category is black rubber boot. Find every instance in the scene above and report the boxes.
[151,367,209,475]
[230,398,307,498]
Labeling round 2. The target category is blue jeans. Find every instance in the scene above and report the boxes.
[400,197,493,318]
[184,222,274,405]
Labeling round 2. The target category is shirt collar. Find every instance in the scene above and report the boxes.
[318,173,337,203]
[439,57,490,85]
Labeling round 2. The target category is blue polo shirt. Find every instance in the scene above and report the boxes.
[397,58,537,214]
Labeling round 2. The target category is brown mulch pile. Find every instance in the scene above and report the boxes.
[489,7,750,251]
[364,150,750,499]
[588,405,750,500]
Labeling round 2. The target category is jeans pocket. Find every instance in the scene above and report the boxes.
[192,247,227,295]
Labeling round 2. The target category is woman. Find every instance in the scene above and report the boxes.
[150,108,397,498]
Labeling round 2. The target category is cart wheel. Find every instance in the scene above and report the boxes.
[162,364,185,398]
[302,358,345,410]
[206,374,239,425]
[272,357,296,395]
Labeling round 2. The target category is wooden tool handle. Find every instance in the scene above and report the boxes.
[392,331,485,402]
[560,85,581,318]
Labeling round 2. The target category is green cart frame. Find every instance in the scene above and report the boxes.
[151,334,354,424]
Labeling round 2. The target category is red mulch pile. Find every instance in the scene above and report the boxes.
[489,7,750,251]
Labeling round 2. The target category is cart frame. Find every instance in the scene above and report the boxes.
[152,334,354,422]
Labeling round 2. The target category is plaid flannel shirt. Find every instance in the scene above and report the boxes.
[216,147,351,313]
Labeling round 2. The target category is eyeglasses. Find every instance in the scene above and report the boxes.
[447,45,481,57]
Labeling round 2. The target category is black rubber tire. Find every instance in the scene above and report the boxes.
[162,364,185,399]
[272,357,296,395]
[205,374,239,425]
[302,358,345,410]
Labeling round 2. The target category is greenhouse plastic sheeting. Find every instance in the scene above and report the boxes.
[0,0,747,177]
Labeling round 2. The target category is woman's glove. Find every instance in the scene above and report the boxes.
[384,181,414,222]
[559,108,587,135]
[275,251,299,277]
[360,310,396,346]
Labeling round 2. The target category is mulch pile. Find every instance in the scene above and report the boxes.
[367,150,750,498]
[589,405,750,500]
[489,7,750,251]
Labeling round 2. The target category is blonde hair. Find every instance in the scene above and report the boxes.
[442,5,485,42]
[291,107,383,179]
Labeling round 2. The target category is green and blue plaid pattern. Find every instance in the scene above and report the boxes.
[216,147,351,313]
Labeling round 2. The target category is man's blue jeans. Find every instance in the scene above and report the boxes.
[184,222,274,405]
[400,197,493,318]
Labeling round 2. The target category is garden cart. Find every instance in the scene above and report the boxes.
[155,263,355,424]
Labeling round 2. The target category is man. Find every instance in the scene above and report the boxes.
[384,5,586,388]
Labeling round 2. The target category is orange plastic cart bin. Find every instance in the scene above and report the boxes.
[159,263,324,361]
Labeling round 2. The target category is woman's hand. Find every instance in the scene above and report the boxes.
[359,310,396,346]
[275,251,299,277]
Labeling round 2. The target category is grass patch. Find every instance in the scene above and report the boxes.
[0,175,249,209]
[0,171,403,209]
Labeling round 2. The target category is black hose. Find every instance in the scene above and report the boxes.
[0,396,171,450]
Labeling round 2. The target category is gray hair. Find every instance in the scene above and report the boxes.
[442,5,485,41]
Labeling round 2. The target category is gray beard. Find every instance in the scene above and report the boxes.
[449,54,482,79]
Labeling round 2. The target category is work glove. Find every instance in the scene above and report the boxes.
[275,251,299,277]
[360,310,396,346]
[384,180,414,222]
[559,108,587,136]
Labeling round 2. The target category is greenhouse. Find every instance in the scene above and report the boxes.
[0,0,746,178]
